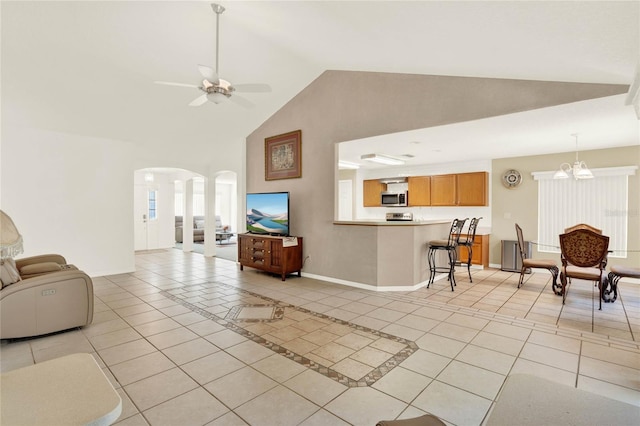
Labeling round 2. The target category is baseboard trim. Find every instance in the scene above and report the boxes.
[300,272,450,292]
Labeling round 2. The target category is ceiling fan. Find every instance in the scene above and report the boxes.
[154,3,271,108]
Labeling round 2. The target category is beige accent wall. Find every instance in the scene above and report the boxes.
[246,70,631,283]
[491,146,640,268]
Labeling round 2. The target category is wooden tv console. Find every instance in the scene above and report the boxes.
[238,234,303,281]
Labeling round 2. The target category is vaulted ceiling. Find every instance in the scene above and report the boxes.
[2,1,638,166]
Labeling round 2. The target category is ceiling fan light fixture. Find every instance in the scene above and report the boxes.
[206,92,228,104]
[155,3,270,108]
[360,153,405,166]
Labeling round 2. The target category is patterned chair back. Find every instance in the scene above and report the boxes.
[559,229,609,268]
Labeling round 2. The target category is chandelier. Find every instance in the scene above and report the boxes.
[553,134,593,180]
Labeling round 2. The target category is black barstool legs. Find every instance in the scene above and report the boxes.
[427,218,467,292]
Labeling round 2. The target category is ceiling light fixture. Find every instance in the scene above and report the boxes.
[338,160,360,170]
[360,153,405,166]
[553,134,593,180]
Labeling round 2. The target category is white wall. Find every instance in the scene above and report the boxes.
[1,126,135,276]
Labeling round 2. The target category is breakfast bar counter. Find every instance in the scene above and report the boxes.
[332,219,451,290]
[333,219,450,226]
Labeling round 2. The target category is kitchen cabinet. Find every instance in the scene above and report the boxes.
[457,234,490,267]
[456,172,488,206]
[238,234,303,281]
[363,179,386,207]
[407,176,431,206]
[429,172,488,206]
[364,171,488,208]
[430,174,456,206]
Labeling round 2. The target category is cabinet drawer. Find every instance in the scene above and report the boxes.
[251,250,265,260]
[249,240,265,249]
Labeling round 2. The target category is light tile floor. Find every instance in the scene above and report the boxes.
[1,249,639,426]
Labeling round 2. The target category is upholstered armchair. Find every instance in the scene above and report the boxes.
[1,210,94,339]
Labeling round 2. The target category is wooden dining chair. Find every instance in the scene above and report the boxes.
[515,224,560,294]
[563,224,607,289]
[564,223,602,234]
[559,228,609,309]
[605,266,640,304]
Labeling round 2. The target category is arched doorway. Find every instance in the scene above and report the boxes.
[134,168,204,251]
[134,168,238,255]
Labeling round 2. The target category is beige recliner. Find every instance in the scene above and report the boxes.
[1,210,94,339]
[1,253,94,339]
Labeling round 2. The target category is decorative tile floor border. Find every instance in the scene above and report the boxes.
[160,282,418,387]
[225,304,285,322]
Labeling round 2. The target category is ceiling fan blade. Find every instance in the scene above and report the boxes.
[229,94,254,109]
[154,81,199,89]
[198,65,219,84]
[232,83,272,93]
[188,94,208,107]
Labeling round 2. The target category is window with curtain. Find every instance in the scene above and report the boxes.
[533,166,636,258]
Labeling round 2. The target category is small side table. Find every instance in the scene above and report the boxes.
[0,353,122,425]
[216,232,235,244]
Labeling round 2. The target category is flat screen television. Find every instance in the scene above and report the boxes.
[246,192,290,236]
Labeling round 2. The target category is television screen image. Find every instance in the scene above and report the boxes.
[246,192,289,236]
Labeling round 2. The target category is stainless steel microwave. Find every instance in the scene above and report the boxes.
[381,191,408,207]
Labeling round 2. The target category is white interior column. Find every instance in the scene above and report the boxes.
[203,177,217,257]
[182,178,194,252]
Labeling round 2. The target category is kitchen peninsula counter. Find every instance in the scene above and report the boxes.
[333,219,450,226]
[331,219,452,290]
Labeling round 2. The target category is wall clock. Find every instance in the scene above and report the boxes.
[502,169,522,189]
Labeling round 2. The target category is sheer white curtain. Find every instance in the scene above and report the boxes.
[174,179,205,216]
[533,166,637,258]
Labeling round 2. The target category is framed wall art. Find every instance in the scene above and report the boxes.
[265,130,302,180]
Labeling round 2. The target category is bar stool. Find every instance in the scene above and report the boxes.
[457,217,482,283]
[605,266,640,303]
[427,218,467,291]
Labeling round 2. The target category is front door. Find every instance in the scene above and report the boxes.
[134,184,160,250]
